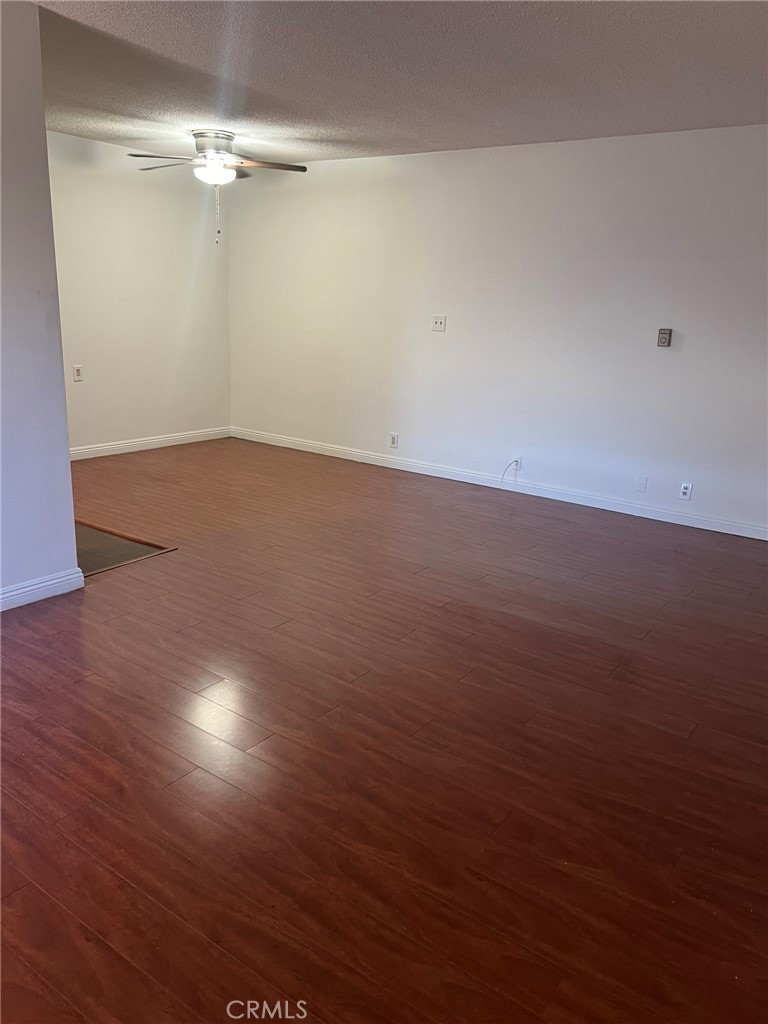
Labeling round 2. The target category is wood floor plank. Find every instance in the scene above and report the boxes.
[2,884,205,1023]
[275,615,474,680]
[165,766,563,1019]
[1,842,30,901]
[56,801,436,1024]
[8,720,320,904]
[325,802,765,1023]
[11,688,198,789]
[2,730,94,824]
[183,615,373,683]
[53,621,224,691]
[1,944,92,1024]
[246,719,508,839]
[34,649,270,752]
[99,607,368,712]
[2,794,317,1024]
[197,677,329,734]
[1,438,765,1024]
[128,580,291,632]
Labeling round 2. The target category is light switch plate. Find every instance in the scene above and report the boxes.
[657,328,672,348]
[431,314,446,332]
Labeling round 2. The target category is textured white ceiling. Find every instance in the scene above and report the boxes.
[40,1,768,164]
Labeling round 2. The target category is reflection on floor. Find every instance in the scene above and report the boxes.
[75,522,169,576]
[1,439,765,1024]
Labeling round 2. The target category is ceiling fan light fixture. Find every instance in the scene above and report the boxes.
[194,155,236,185]
[130,131,306,181]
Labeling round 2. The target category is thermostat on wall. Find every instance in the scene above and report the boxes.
[657,329,672,348]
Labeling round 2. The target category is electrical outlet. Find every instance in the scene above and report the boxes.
[635,475,648,493]
[501,457,522,483]
[72,365,84,382]
[389,433,399,449]
[431,314,446,332]
[679,481,693,501]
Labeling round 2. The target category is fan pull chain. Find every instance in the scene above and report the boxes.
[215,184,221,245]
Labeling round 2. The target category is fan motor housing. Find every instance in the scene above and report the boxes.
[192,130,235,156]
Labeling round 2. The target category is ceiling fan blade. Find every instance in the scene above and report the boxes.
[139,162,191,171]
[234,167,253,179]
[128,153,194,161]
[232,154,307,173]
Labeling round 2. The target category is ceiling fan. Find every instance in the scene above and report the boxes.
[128,130,307,185]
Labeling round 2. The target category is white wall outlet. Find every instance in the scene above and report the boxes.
[389,432,399,449]
[501,457,522,483]
[679,481,693,501]
[72,365,84,382]
[634,475,648,493]
[431,314,446,332]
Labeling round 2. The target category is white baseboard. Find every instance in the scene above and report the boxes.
[231,427,768,541]
[70,427,231,461]
[1,567,84,612]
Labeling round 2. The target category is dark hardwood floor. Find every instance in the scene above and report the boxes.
[1,438,766,1023]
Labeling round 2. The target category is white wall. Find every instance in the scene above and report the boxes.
[228,125,768,538]
[0,3,82,610]
[47,132,230,454]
